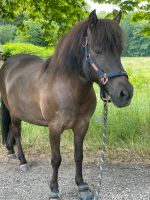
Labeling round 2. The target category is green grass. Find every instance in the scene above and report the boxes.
[87,57,150,160]
[1,57,150,162]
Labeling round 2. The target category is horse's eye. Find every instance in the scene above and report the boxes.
[95,50,103,55]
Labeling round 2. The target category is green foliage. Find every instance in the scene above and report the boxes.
[2,43,54,58]
[3,49,12,58]
[0,20,49,46]
[97,11,108,18]
[131,10,150,37]
[0,24,17,44]
[92,0,150,37]
[122,15,150,56]
[0,0,88,44]
[15,20,48,47]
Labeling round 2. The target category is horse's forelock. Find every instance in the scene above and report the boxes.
[92,19,124,51]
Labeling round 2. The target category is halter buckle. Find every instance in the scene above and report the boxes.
[100,73,108,85]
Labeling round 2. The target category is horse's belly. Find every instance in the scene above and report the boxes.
[8,96,47,126]
[6,82,47,126]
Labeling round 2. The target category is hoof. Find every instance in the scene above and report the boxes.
[8,153,17,160]
[20,163,30,172]
[78,184,94,200]
[78,183,89,192]
[78,191,94,200]
[49,192,61,199]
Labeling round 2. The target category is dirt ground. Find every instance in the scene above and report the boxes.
[0,154,150,200]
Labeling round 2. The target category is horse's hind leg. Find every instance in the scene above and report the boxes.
[49,127,62,199]
[73,120,94,200]
[6,131,16,159]
[1,99,16,158]
[10,117,30,171]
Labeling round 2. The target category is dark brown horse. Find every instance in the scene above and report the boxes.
[0,10,133,199]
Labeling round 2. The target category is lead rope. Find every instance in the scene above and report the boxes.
[94,100,108,200]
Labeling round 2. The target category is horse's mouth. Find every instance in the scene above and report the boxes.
[110,96,132,108]
[100,89,132,108]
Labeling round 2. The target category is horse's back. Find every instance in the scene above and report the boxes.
[0,53,42,72]
[1,53,43,82]
[4,53,42,63]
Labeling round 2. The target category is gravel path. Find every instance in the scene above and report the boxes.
[0,156,150,200]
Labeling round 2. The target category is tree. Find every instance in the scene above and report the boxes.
[92,0,150,37]
[122,14,150,56]
[1,0,149,46]
[0,0,88,45]
[16,20,49,47]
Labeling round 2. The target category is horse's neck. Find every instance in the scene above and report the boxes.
[42,51,93,98]
[77,74,93,93]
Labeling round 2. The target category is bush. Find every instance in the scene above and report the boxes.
[23,20,48,47]
[0,24,17,44]
[14,20,49,47]
[2,42,54,59]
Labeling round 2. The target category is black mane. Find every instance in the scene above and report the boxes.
[47,18,124,74]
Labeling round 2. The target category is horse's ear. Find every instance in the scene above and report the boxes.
[114,10,122,24]
[88,9,98,29]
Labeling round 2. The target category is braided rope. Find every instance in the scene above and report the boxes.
[94,101,108,200]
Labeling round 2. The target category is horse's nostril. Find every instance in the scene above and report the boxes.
[120,89,129,100]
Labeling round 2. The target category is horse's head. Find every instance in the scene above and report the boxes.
[84,10,133,107]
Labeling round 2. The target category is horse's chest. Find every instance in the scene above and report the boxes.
[41,83,97,129]
[52,95,96,130]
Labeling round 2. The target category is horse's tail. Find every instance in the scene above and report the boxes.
[1,98,11,144]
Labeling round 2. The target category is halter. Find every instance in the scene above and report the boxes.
[83,37,128,86]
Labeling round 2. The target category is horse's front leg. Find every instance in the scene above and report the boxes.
[73,120,94,200]
[49,127,62,199]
